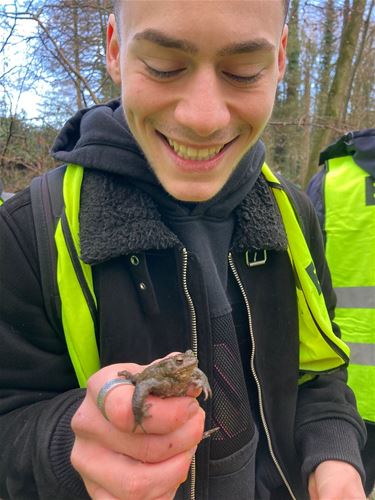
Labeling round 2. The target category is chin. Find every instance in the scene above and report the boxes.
[169,189,218,203]
[158,174,225,202]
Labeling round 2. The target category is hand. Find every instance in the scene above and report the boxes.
[71,359,205,499]
[308,460,366,500]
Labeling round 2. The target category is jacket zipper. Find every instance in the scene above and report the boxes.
[228,252,297,500]
[181,248,197,500]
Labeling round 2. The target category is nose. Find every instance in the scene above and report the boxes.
[174,67,231,137]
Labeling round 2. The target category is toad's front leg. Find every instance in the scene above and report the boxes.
[131,378,161,433]
[191,368,212,400]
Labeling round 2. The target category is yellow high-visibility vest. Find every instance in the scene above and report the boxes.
[324,155,375,422]
[55,163,349,388]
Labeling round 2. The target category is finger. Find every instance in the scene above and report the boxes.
[85,478,178,500]
[105,393,202,435]
[308,473,318,500]
[71,438,196,500]
[86,363,202,433]
[83,480,119,500]
[73,394,205,463]
[154,490,179,500]
[83,374,202,435]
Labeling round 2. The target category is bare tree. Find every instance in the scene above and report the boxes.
[1,0,374,191]
[306,0,368,184]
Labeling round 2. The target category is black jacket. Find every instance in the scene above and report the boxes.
[0,101,366,500]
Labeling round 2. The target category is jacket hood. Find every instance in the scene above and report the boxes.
[51,98,265,200]
[319,128,375,177]
[51,99,287,263]
[51,99,157,182]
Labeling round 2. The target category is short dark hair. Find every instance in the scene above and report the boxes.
[284,0,290,21]
[113,0,120,20]
[113,1,119,13]
[113,0,290,25]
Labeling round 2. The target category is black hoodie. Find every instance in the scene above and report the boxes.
[0,100,367,500]
[52,99,279,495]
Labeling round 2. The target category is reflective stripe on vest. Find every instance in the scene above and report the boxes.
[324,156,375,422]
[56,163,349,388]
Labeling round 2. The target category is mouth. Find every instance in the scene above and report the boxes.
[179,365,196,378]
[179,361,197,372]
[159,133,236,162]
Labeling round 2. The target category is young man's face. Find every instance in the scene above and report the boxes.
[107,1,287,202]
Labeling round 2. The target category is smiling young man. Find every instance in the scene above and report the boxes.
[0,1,367,499]
[110,1,287,202]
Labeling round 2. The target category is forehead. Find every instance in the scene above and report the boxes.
[120,0,285,51]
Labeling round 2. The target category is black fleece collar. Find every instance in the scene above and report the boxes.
[54,99,287,263]
[79,169,287,264]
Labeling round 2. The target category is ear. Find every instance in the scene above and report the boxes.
[106,13,121,85]
[277,24,288,82]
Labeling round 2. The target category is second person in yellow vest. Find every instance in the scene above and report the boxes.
[307,128,375,496]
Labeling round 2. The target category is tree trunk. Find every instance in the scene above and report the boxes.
[305,0,367,186]
[343,0,374,120]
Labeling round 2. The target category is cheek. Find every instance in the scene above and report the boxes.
[239,88,275,128]
[122,75,171,123]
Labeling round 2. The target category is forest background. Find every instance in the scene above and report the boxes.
[0,0,374,193]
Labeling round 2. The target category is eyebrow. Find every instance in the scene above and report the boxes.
[218,39,275,56]
[133,29,275,56]
[134,29,198,54]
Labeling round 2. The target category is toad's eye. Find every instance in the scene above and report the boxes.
[175,357,184,365]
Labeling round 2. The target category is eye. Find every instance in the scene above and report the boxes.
[222,70,263,86]
[175,357,184,365]
[143,61,185,80]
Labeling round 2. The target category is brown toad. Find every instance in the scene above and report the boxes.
[117,350,212,432]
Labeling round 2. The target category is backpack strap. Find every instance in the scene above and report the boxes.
[30,166,66,335]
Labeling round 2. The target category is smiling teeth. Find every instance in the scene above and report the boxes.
[167,138,223,160]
